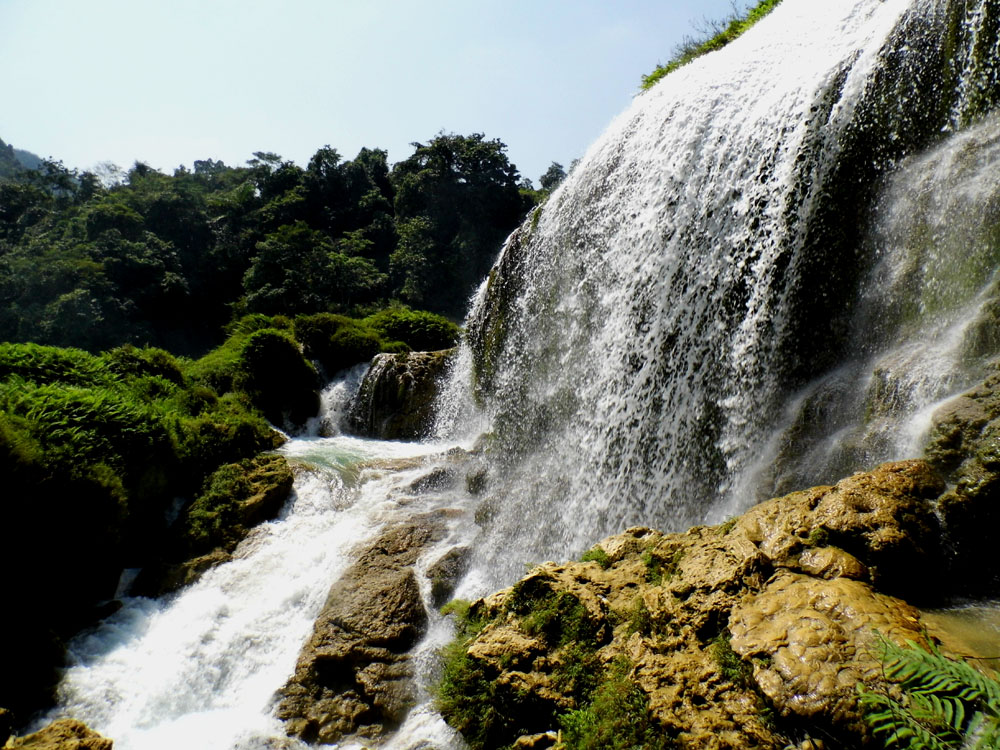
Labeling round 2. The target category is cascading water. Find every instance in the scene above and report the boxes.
[34,0,1000,747]
[446,0,1000,588]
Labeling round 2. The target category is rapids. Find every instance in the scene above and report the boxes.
[37,0,1000,746]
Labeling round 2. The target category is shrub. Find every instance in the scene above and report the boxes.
[0,341,111,387]
[363,307,461,351]
[234,328,319,425]
[102,344,185,385]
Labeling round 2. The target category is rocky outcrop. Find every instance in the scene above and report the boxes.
[439,460,977,749]
[132,453,294,597]
[924,364,1000,590]
[348,350,455,440]
[2,719,113,749]
[277,516,447,744]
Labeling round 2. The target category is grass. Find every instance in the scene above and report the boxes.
[641,0,784,91]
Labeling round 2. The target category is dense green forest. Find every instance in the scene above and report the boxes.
[0,131,543,722]
[0,132,543,355]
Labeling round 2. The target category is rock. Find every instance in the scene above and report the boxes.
[277,518,446,744]
[3,719,113,749]
[438,460,971,749]
[348,350,455,440]
[512,731,558,749]
[426,547,472,607]
[729,572,928,735]
[132,454,293,597]
[736,459,943,599]
[924,368,1000,591]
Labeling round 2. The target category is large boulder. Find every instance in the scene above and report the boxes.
[348,350,455,440]
[438,460,971,749]
[277,517,446,744]
[132,453,294,597]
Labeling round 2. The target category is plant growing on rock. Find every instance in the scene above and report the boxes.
[860,638,1000,749]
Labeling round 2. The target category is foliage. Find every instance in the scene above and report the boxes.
[539,161,567,192]
[860,638,1000,749]
[580,546,612,569]
[641,0,784,90]
[559,657,675,750]
[362,306,460,351]
[0,133,530,354]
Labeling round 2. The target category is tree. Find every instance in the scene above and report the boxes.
[539,162,567,191]
[390,132,533,315]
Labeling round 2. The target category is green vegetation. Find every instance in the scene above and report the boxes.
[0,132,535,355]
[436,600,543,750]
[641,0,783,90]
[860,638,1000,749]
[559,657,675,750]
[580,546,612,569]
[642,545,684,584]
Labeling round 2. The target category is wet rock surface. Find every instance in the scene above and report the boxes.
[2,719,113,749]
[348,350,455,440]
[441,460,978,749]
[924,365,1000,590]
[277,517,447,744]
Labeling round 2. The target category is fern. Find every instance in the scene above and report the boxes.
[860,637,1000,749]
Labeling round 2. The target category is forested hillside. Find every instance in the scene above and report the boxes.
[0,133,538,355]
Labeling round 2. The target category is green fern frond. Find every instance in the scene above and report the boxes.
[861,637,1000,749]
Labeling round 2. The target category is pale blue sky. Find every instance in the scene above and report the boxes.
[1,0,743,185]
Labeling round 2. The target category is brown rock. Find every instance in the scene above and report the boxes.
[4,719,112,749]
[277,518,446,744]
[348,350,455,440]
[729,571,927,733]
[440,460,957,749]
[426,546,472,607]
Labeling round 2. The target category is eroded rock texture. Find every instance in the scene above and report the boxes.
[3,719,113,750]
[277,517,446,744]
[442,460,976,749]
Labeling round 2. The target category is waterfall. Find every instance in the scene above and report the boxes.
[36,0,1000,747]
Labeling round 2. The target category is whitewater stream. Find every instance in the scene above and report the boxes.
[35,0,1000,746]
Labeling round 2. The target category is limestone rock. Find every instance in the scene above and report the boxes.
[348,350,455,440]
[3,719,113,749]
[729,572,927,733]
[736,459,943,599]
[277,518,446,744]
[439,460,969,749]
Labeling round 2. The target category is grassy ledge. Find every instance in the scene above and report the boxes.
[641,0,784,91]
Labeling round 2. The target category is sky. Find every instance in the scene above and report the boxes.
[0,0,744,187]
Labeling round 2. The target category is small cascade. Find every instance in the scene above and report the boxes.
[37,0,1000,747]
[303,363,369,437]
[756,110,1000,497]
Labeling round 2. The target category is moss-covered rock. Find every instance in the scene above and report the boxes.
[924,364,1000,592]
[132,453,294,597]
[438,461,974,750]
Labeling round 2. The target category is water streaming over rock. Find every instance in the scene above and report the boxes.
[445,0,1000,587]
[37,0,1000,746]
